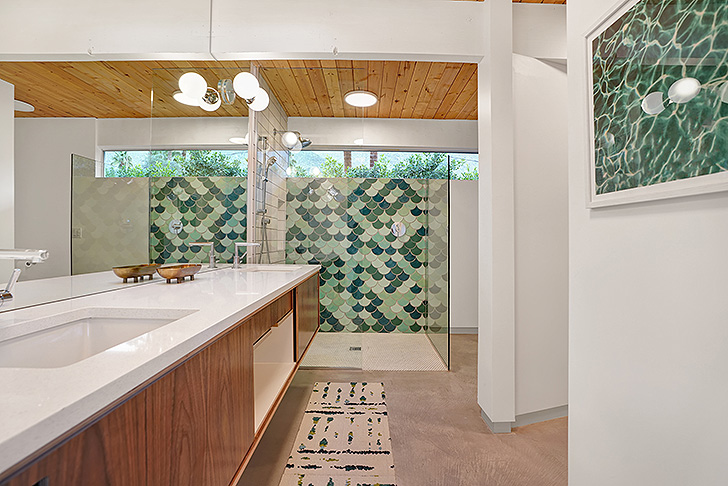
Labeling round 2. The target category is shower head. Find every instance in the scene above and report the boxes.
[300,138,312,149]
[266,155,277,169]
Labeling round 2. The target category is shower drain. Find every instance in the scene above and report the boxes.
[349,346,362,351]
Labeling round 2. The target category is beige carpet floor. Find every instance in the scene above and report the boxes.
[239,335,567,486]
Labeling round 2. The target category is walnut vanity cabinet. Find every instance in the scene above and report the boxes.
[0,274,320,486]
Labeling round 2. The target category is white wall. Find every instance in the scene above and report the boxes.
[0,0,484,63]
[569,1,728,485]
[97,117,477,154]
[96,117,250,153]
[288,118,477,152]
[513,4,566,60]
[450,180,479,333]
[14,118,96,279]
[0,1,566,63]
[478,0,516,428]
[0,80,14,277]
[513,54,568,417]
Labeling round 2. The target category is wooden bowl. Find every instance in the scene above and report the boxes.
[112,263,161,283]
[156,264,202,284]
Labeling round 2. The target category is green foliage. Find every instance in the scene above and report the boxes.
[320,155,344,177]
[288,152,477,180]
[346,158,392,178]
[287,156,308,177]
[174,150,245,177]
[104,150,247,178]
[390,153,449,179]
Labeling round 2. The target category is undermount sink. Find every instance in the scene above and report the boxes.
[239,265,302,273]
[0,307,196,369]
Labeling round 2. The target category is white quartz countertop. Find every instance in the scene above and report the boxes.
[0,264,320,476]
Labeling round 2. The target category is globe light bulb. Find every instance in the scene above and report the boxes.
[173,90,200,107]
[248,87,270,111]
[233,72,260,99]
[282,131,299,149]
[178,72,207,99]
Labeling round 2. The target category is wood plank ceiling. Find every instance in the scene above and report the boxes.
[0,60,478,120]
[463,0,566,3]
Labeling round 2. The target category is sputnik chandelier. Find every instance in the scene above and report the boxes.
[173,71,270,112]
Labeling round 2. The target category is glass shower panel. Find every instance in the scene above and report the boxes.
[425,178,450,368]
[287,177,362,369]
[71,154,150,275]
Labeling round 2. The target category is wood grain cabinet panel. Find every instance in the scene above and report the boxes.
[146,323,253,486]
[1,279,315,486]
[296,275,320,360]
[1,390,147,486]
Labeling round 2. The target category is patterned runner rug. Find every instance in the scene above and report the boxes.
[279,382,397,486]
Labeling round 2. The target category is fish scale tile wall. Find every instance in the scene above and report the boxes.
[150,177,247,264]
[286,178,448,334]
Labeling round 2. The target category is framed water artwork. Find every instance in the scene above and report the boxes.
[586,0,728,207]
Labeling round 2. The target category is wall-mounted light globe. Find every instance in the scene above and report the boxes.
[281,131,300,149]
[290,140,303,154]
[668,77,701,104]
[200,87,221,112]
[233,72,260,99]
[344,90,378,107]
[173,90,200,107]
[248,87,270,111]
[641,92,666,115]
[178,72,207,99]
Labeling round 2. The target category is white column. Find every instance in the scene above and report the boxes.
[0,79,14,277]
[477,0,516,432]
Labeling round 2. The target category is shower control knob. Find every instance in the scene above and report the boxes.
[391,222,406,238]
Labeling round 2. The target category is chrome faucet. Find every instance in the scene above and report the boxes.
[1,269,21,304]
[0,249,49,305]
[233,242,261,269]
[190,242,216,268]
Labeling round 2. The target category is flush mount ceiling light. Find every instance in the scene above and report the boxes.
[13,100,34,112]
[668,77,701,104]
[173,90,200,107]
[344,90,378,108]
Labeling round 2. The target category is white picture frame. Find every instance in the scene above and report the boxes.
[584,0,728,208]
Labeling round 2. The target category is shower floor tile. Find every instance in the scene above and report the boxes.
[301,332,447,371]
